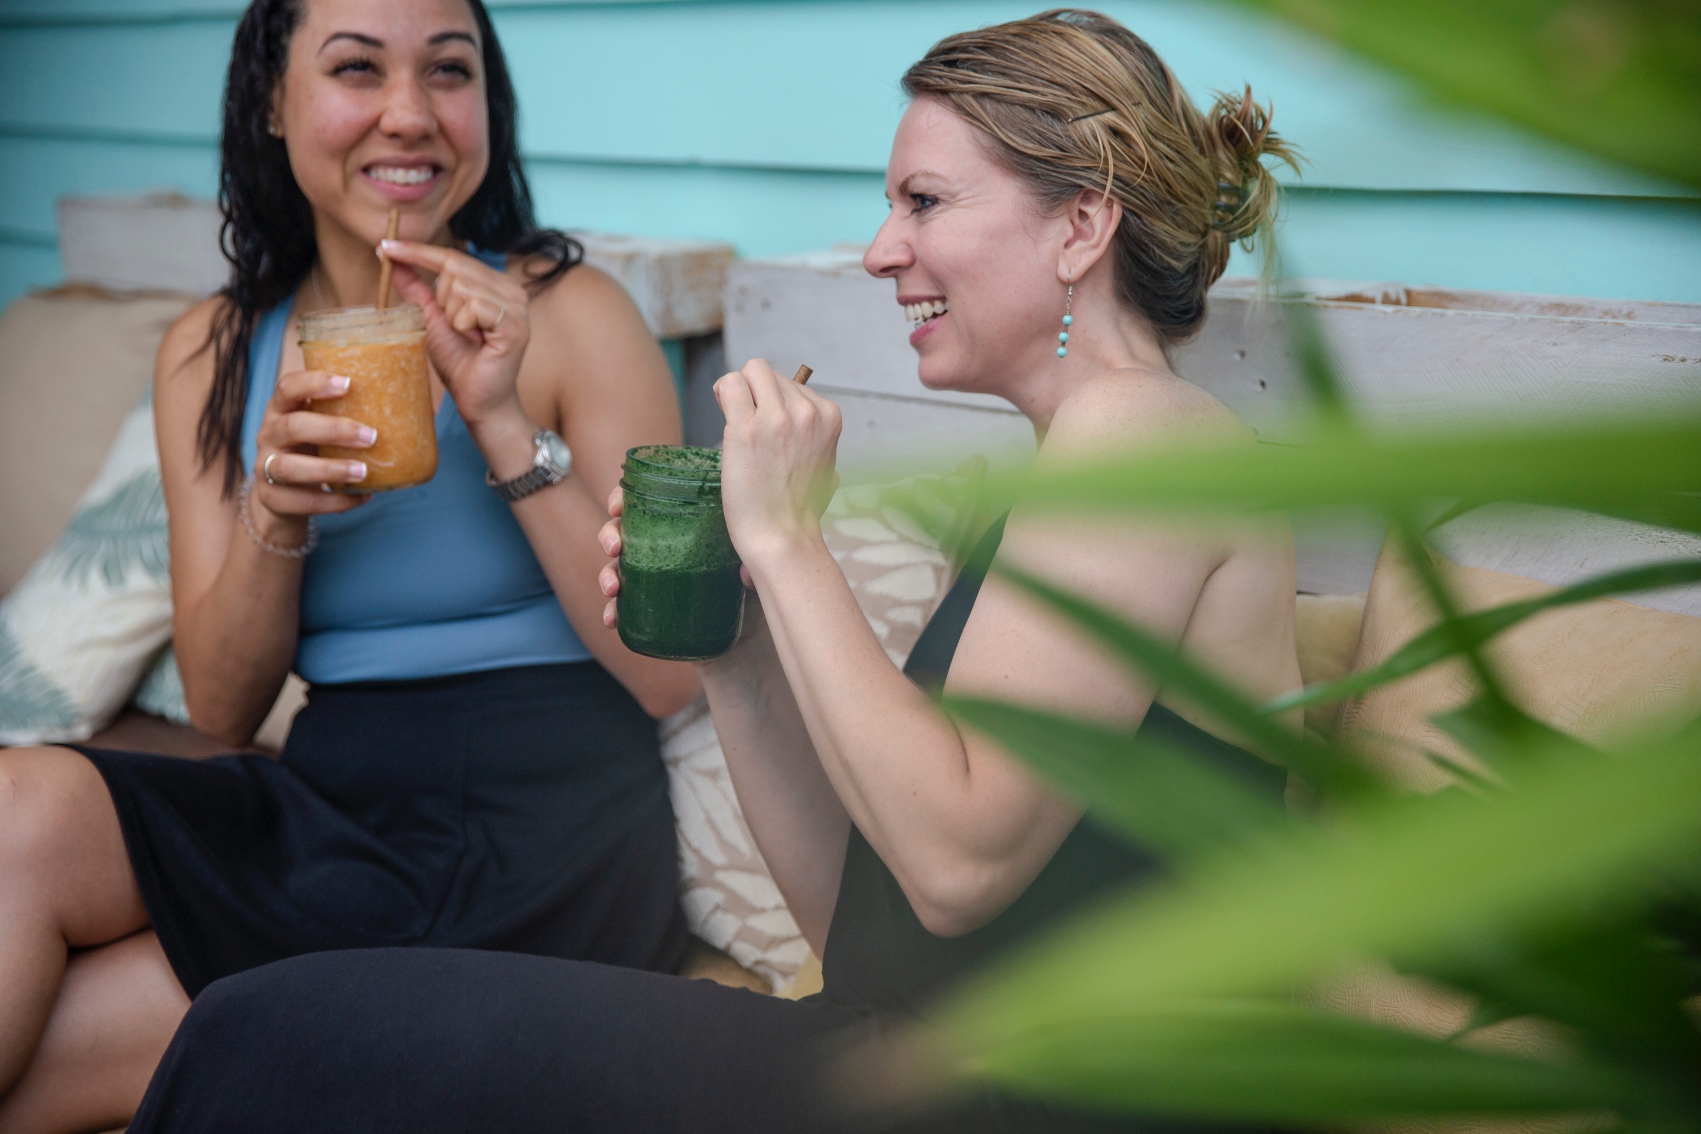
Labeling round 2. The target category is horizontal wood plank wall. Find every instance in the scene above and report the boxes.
[2,0,1699,307]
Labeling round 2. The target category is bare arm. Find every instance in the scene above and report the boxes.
[717,361,1236,937]
[383,246,699,719]
[597,492,848,952]
[694,598,850,953]
[156,299,374,744]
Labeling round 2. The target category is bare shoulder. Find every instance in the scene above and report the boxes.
[520,259,645,342]
[1041,367,1249,460]
[154,296,226,411]
[510,257,677,454]
[517,259,656,385]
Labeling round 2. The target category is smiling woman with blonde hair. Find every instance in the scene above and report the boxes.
[114,10,1302,1132]
[0,1,700,1130]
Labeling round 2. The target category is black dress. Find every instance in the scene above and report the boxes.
[127,522,1286,1134]
[74,661,688,997]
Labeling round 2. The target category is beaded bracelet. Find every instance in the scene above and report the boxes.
[238,475,319,559]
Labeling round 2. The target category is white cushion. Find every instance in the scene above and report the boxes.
[0,395,174,744]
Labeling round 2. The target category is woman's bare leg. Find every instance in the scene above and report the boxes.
[0,747,152,1100]
[0,931,186,1134]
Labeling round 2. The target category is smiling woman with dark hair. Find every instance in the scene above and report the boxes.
[0,1,698,1130]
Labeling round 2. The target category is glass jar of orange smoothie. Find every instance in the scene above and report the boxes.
[300,304,437,492]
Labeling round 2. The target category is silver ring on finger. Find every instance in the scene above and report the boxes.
[263,451,281,486]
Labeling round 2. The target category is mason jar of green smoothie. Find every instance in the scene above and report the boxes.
[617,445,744,661]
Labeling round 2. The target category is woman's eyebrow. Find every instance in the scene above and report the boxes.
[318,30,477,53]
[897,172,946,196]
[320,31,382,52]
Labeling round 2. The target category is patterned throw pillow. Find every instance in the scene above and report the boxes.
[132,642,191,726]
[662,460,988,989]
[0,395,173,745]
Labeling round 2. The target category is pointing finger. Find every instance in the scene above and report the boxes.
[377,238,455,274]
[388,261,437,311]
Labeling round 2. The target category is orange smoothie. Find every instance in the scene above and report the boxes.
[300,304,437,492]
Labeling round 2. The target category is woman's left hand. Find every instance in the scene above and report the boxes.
[381,239,530,427]
[714,358,841,563]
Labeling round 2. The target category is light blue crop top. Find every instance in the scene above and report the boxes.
[239,247,592,684]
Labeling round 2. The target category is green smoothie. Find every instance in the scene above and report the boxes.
[617,445,744,661]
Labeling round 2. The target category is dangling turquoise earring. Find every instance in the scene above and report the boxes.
[1057,283,1074,359]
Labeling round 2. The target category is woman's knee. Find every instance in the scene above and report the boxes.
[161,952,395,1086]
[0,747,141,938]
[0,747,104,872]
[180,952,380,1039]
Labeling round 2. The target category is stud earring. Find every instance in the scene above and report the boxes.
[1057,282,1074,359]
[267,121,283,138]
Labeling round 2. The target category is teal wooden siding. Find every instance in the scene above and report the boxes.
[2,0,1697,309]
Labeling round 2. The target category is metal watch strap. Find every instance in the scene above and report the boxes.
[487,430,569,502]
[490,464,554,502]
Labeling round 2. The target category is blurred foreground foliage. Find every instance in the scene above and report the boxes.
[908,403,1701,1124]
[1225,0,1701,189]
[867,9,1701,1124]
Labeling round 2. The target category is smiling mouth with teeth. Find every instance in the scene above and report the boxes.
[904,299,950,325]
[367,166,439,185]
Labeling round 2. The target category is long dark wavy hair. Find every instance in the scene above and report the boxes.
[201,0,582,495]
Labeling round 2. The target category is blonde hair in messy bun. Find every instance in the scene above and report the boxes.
[902,9,1298,344]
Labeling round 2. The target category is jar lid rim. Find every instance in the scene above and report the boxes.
[626,444,722,480]
[620,475,723,503]
[299,303,425,338]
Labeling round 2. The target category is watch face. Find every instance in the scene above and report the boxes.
[542,431,571,471]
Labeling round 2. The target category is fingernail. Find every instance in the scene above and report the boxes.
[329,375,351,393]
[379,239,400,254]
[347,462,367,479]
[357,426,377,445]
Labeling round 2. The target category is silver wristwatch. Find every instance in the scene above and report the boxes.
[486,429,572,502]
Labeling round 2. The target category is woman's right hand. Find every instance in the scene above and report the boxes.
[249,368,375,537]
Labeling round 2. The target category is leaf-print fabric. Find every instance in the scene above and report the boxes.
[0,396,174,744]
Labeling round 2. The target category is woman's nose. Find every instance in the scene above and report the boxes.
[378,76,436,140]
[862,213,914,279]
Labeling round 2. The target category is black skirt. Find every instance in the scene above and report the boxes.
[129,948,1182,1134]
[76,661,688,997]
[121,522,1272,1133]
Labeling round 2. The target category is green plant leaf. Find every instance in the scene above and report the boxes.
[974,420,1701,536]
[1268,559,1701,714]
[1224,0,1701,190]
[1281,288,1351,425]
[943,697,1287,858]
[1389,516,1523,728]
[1430,919,1701,1086]
[926,724,1701,1087]
[992,561,1377,798]
[971,1000,1655,1125]
[1429,696,1599,779]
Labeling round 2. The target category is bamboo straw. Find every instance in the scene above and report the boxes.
[375,208,400,309]
[792,365,813,385]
